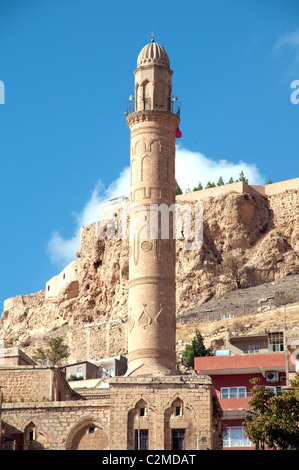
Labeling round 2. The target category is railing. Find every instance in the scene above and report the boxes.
[125,99,180,117]
[125,101,135,115]
[223,437,252,448]
[171,100,180,117]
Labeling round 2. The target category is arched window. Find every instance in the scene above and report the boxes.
[154,80,164,108]
[142,80,151,110]
[141,155,152,181]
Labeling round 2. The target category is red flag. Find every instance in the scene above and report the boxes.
[175,126,182,138]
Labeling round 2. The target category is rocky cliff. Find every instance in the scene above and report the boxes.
[1,186,298,360]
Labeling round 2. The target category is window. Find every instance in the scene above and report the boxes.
[135,430,148,450]
[25,422,36,444]
[140,407,145,417]
[265,386,282,396]
[268,332,284,352]
[88,426,95,434]
[175,406,181,416]
[223,426,251,448]
[243,344,260,354]
[221,387,246,399]
[172,429,185,450]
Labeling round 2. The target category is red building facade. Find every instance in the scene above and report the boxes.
[194,353,295,449]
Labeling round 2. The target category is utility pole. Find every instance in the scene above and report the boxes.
[284,304,289,386]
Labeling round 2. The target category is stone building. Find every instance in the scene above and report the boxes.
[0,38,223,450]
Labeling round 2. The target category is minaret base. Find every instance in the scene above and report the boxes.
[125,361,177,377]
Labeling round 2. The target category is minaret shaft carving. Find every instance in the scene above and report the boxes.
[126,40,180,376]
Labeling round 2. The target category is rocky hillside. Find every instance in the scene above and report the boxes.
[1,188,298,359]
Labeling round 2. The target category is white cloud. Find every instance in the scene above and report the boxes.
[273,30,299,75]
[47,147,264,267]
[175,145,265,192]
[47,167,130,267]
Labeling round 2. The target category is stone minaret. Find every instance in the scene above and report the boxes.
[125,38,180,376]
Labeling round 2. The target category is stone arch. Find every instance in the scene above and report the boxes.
[163,396,194,450]
[141,155,152,181]
[131,158,137,185]
[141,79,151,110]
[149,139,162,152]
[158,154,168,182]
[133,139,146,155]
[154,79,164,108]
[65,418,109,450]
[135,83,140,111]
[21,419,46,450]
[127,398,156,450]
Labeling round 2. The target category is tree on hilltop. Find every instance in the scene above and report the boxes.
[175,179,183,195]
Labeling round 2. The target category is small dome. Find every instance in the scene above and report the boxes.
[137,40,170,67]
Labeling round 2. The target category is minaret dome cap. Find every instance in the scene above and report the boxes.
[137,40,170,67]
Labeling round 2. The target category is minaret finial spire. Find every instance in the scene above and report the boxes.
[151,32,155,43]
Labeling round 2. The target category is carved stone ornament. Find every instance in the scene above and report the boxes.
[141,240,153,252]
[155,304,167,328]
[138,303,152,329]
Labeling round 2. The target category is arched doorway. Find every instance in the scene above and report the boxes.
[65,419,109,450]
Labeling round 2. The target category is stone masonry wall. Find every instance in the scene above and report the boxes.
[23,319,128,365]
[109,375,222,450]
[0,366,72,402]
[1,399,110,450]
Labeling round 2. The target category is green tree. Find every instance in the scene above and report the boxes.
[227,176,235,184]
[33,337,69,366]
[244,376,299,450]
[217,176,225,186]
[181,329,212,368]
[237,171,248,183]
[175,179,183,195]
[205,181,216,189]
[266,179,273,184]
[193,182,203,191]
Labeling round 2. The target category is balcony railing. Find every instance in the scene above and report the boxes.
[223,437,252,448]
[125,99,180,117]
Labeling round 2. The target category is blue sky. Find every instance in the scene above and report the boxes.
[0,0,299,314]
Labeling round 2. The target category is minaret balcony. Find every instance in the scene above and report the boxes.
[125,99,180,118]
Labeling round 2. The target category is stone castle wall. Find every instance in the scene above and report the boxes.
[269,189,299,226]
[23,319,128,365]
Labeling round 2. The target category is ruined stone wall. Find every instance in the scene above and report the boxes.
[23,319,128,365]
[269,190,299,227]
[65,320,128,363]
